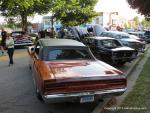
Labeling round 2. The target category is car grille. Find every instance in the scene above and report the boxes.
[114,51,133,57]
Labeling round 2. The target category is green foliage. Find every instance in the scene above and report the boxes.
[141,19,150,27]
[124,23,128,29]
[133,16,139,28]
[0,0,52,31]
[0,0,98,29]
[52,0,98,27]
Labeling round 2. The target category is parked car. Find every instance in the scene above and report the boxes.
[86,24,105,36]
[62,25,105,42]
[11,31,33,46]
[128,32,147,43]
[128,31,145,39]
[144,30,150,43]
[63,26,90,41]
[28,39,126,103]
[83,37,137,65]
[100,31,145,52]
[129,35,146,44]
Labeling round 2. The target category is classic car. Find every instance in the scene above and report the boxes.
[28,39,126,103]
[11,31,33,46]
[83,37,137,65]
[128,31,145,39]
[100,31,145,52]
[144,30,150,43]
[62,25,105,41]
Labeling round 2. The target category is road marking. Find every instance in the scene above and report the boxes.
[0,51,28,61]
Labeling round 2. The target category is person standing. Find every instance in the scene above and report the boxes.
[58,28,65,39]
[1,28,7,55]
[49,28,56,38]
[6,33,14,66]
[38,30,46,39]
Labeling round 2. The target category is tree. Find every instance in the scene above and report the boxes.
[49,0,98,27]
[0,0,98,30]
[141,19,150,27]
[127,0,150,20]
[133,16,139,28]
[0,0,53,31]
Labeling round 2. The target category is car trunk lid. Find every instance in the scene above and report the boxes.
[44,60,126,94]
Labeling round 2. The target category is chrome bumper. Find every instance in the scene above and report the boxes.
[15,42,33,46]
[43,88,126,103]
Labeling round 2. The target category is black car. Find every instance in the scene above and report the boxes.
[63,25,105,41]
[100,31,145,52]
[144,30,150,43]
[83,36,137,65]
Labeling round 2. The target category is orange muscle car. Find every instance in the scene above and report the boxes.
[28,39,126,103]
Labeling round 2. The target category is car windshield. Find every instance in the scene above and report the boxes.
[100,39,122,48]
[100,32,111,37]
[12,32,25,37]
[46,48,93,61]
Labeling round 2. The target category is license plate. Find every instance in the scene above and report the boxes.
[80,96,94,103]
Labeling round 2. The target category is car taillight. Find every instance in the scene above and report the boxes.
[113,70,124,75]
[105,70,124,75]
[105,70,114,74]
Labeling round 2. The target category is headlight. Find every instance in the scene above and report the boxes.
[122,41,129,46]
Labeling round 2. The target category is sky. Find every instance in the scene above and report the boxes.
[95,0,142,20]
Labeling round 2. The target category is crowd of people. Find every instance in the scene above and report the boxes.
[0,28,14,66]
[37,27,66,40]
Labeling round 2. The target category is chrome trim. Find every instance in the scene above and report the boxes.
[43,88,126,100]
[15,42,33,46]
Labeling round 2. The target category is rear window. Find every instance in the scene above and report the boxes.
[46,48,93,61]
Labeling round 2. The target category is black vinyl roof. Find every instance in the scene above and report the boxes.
[39,39,86,47]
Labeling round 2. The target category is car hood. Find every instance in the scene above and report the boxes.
[46,60,122,80]
[111,46,134,51]
[120,38,140,43]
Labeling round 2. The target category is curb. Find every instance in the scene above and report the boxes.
[91,44,150,113]
[125,44,150,78]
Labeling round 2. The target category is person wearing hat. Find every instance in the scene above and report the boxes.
[6,33,14,66]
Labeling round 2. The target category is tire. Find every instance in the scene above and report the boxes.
[117,61,126,66]
[36,87,43,101]
[29,64,31,70]
[33,77,43,101]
